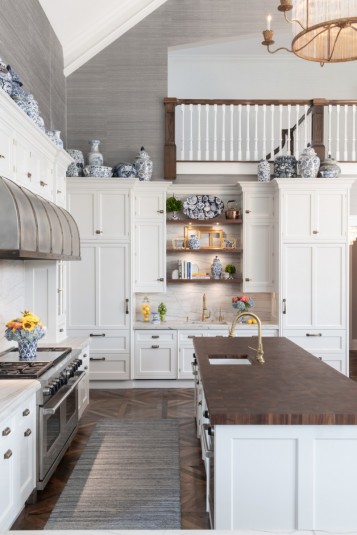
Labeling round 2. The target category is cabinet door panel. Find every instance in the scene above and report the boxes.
[68,245,97,326]
[99,192,129,239]
[314,245,345,327]
[98,244,129,328]
[134,222,165,292]
[282,245,313,328]
[68,192,96,239]
[243,221,273,292]
[135,346,177,378]
[135,191,165,219]
[316,191,345,240]
[282,192,313,240]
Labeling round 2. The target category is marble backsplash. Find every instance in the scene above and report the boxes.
[0,261,25,352]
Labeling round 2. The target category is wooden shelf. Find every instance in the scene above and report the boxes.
[167,277,242,283]
[167,248,242,254]
[166,218,242,225]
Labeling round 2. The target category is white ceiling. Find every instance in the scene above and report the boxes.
[38,0,168,76]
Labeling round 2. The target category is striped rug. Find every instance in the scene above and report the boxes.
[45,419,181,529]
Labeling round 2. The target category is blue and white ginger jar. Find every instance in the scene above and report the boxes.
[298,143,320,178]
[188,234,200,250]
[257,159,271,182]
[0,58,12,96]
[134,146,153,181]
[319,154,341,178]
[274,155,297,178]
[211,256,222,279]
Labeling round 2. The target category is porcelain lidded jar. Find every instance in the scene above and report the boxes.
[87,140,104,166]
[134,146,153,181]
[188,234,200,250]
[274,155,297,178]
[0,58,12,96]
[257,159,271,182]
[319,153,341,178]
[298,143,320,178]
[211,255,222,279]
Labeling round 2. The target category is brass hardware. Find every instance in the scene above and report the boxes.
[4,449,12,460]
[313,230,319,234]
[201,293,211,321]
[40,180,47,187]
[2,427,11,436]
[95,230,103,234]
[151,345,160,349]
[23,408,30,417]
[24,428,32,437]
[229,311,265,364]
[27,172,32,178]
[157,209,164,213]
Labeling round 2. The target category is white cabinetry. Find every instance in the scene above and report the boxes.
[275,178,354,375]
[77,347,90,419]
[134,330,177,379]
[0,384,38,531]
[133,183,168,293]
[238,182,274,292]
[67,179,133,382]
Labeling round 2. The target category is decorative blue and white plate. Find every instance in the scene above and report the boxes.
[183,195,224,219]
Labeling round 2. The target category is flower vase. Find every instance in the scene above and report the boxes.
[18,339,38,360]
[87,140,103,166]
[53,130,64,149]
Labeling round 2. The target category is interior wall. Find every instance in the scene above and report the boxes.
[0,0,66,142]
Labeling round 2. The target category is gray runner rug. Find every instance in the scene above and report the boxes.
[45,419,181,529]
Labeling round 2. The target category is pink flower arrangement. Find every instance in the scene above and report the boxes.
[232,295,255,312]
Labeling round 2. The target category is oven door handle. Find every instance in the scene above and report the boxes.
[201,423,214,458]
[42,372,84,415]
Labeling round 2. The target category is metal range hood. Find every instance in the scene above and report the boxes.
[0,176,80,260]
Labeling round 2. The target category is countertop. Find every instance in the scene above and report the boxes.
[134,320,278,331]
[193,336,357,425]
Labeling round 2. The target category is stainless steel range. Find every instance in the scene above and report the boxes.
[0,346,84,490]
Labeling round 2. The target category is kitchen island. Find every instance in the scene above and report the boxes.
[193,335,357,531]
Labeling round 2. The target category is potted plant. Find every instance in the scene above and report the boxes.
[225,264,236,279]
[166,195,183,220]
[158,302,167,322]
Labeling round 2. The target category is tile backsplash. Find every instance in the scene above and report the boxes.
[0,261,25,352]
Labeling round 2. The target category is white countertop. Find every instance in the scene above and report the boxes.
[134,320,279,330]
[38,336,90,350]
[0,379,40,417]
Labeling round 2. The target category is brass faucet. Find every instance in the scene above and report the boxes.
[201,293,211,321]
[229,311,265,364]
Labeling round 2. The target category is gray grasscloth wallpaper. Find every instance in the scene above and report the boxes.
[66,0,272,178]
[0,0,66,143]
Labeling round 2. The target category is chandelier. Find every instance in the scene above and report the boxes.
[262,0,357,65]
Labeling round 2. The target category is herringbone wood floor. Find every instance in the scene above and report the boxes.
[11,388,210,530]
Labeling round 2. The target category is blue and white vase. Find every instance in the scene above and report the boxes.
[211,255,222,279]
[188,234,200,250]
[18,339,38,361]
[134,146,153,181]
[53,130,64,149]
[87,140,103,166]
[0,58,12,96]
[274,155,297,178]
[151,312,160,325]
[257,159,271,182]
[298,143,320,178]
[319,154,341,178]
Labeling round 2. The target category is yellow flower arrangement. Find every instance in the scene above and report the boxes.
[5,310,46,343]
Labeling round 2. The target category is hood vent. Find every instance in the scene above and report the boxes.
[0,176,80,260]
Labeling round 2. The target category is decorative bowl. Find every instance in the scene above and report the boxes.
[83,165,113,177]
[113,162,138,178]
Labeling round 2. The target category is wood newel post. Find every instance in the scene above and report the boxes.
[164,98,177,180]
[311,98,327,162]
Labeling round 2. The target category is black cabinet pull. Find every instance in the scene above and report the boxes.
[90,357,106,361]
[151,345,160,349]
[23,408,30,417]
[282,299,286,314]
[2,427,11,436]
[90,333,106,337]
[125,298,129,314]
[24,428,32,437]
[306,333,322,337]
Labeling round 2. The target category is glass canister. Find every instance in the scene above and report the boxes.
[140,296,151,321]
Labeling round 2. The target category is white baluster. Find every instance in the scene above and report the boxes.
[180,104,185,160]
[304,104,308,147]
[221,104,226,161]
[344,105,348,161]
[197,104,201,160]
[262,104,267,160]
[279,104,283,156]
[351,104,356,162]
[328,104,332,157]
[270,104,275,160]
[254,104,258,160]
[189,103,193,160]
[336,104,340,161]
[287,104,291,154]
[238,104,242,160]
[245,104,250,160]
[295,105,300,158]
[205,104,209,160]
[229,104,234,161]
[213,104,218,161]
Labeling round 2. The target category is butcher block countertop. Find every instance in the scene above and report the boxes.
[193,336,357,425]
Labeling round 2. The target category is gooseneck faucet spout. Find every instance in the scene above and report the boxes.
[229,311,265,364]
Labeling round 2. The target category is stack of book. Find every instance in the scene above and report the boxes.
[177,260,210,279]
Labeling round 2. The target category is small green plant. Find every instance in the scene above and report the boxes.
[225,264,236,278]
[158,302,167,321]
[166,195,183,213]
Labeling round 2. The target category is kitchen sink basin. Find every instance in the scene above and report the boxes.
[208,354,252,365]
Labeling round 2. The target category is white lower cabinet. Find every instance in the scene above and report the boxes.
[0,388,37,531]
[88,330,130,380]
[77,348,90,419]
[134,331,177,379]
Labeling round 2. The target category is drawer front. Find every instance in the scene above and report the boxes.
[88,331,130,352]
[135,330,177,342]
[89,353,130,380]
[134,344,177,379]
[283,329,345,354]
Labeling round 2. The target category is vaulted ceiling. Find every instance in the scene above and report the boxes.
[38,0,168,76]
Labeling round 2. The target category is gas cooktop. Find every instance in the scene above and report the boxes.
[0,347,72,378]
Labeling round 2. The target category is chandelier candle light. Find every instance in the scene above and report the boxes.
[262,0,357,65]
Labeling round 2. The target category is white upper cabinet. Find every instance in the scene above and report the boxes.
[0,116,15,179]
[67,182,130,241]
[280,180,348,242]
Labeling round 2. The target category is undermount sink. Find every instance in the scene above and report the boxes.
[187,320,228,325]
[209,354,252,365]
